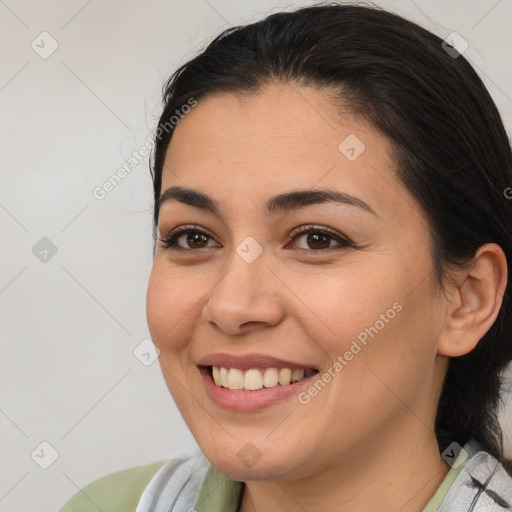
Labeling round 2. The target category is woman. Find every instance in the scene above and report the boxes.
[60,3,512,511]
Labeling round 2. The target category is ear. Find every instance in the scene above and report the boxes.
[437,243,508,357]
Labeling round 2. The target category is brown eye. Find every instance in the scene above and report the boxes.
[300,232,331,250]
[288,226,353,253]
[158,226,217,250]
[183,232,210,249]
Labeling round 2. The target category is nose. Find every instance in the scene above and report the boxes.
[201,249,285,336]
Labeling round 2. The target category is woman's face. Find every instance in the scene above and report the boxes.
[146,83,448,481]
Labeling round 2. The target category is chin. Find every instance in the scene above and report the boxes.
[201,442,306,482]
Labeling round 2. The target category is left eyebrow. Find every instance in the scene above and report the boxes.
[158,186,379,220]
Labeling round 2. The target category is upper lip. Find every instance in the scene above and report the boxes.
[197,352,318,371]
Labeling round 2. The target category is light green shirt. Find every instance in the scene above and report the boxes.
[59,460,168,512]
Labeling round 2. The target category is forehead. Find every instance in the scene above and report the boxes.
[161,83,411,221]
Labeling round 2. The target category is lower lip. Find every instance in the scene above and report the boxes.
[199,366,318,412]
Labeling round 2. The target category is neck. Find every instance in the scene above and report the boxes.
[239,427,450,512]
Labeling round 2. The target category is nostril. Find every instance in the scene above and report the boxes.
[241,321,262,329]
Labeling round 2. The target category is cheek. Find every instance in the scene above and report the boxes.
[294,262,401,347]
[146,267,203,407]
[146,266,203,353]
[300,259,434,383]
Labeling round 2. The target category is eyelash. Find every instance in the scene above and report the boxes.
[157,224,354,255]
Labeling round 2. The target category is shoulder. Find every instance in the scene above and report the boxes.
[438,441,512,511]
[58,455,206,512]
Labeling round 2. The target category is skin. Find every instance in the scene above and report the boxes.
[146,82,507,511]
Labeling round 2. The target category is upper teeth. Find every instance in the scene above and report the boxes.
[211,366,308,391]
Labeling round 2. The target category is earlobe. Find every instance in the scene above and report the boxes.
[437,243,508,358]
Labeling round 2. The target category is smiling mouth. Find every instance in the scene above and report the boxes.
[204,365,319,391]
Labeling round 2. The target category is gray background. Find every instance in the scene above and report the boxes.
[1,1,511,510]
